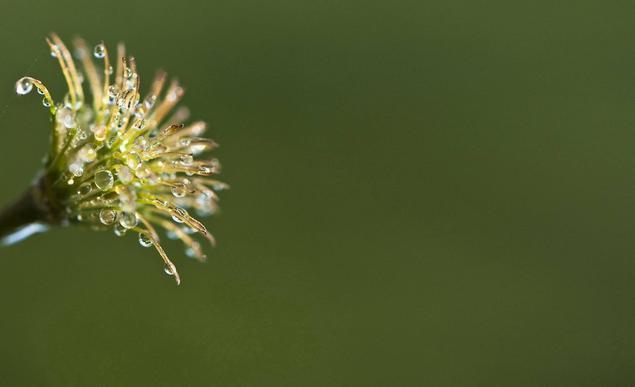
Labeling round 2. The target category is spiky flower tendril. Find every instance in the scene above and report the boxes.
[3,33,227,284]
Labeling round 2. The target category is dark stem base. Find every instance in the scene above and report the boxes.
[0,174,63,244]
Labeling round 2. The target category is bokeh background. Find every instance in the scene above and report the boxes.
[0,0,634,385]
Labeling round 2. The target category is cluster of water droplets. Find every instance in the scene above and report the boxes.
[15,37,227,283]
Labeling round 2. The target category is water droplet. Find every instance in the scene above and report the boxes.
[69,163,84,177]
[64,116,75,129]
[15,77,33,95]
[117,165,133,184]
[179,137,191,147]
[107,65,114,75]
[93,43,106,59]
[67,178,75,185]
[198,166,213,175]
[106,134,118,149]
[42,98,51,107]
[132,119,145,131]
[92,126,106,142]
[94,170,114,190]
[180,154,193,165]
[133,136,148,152]
[166,230,178,240]
[50,46,58,58]
[171,183,186,198]
[138,232,153,247]
[146,95,158,108]
[77,182,92,196]
[171,207,188,223]
[187,241,202,258]
[56,107,75,128]
[78,145,97,163]
[119,211,138,229]
[116,186,137,212]
[167,87,183,102]
[149,144,167,156]
[135,166,151,179]
[99,209,117,225]
[163,265,175,276]
[196,192,210,205]
[124,154,141,170]
[114,223,127,236]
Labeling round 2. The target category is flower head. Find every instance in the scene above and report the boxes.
[13,34,227,284]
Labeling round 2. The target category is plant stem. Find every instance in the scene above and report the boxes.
[0,175,63,245]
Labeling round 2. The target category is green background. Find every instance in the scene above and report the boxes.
[0,0,634,385]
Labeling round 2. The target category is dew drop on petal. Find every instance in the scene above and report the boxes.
[171,183,186,198]
[56,107,75,128]
[94,170,114,190]
[69,163,84,177]
[93,43,106,58]
[99,209,117,225]
[135,166,151,179]
[167,87,183,102]
[119,211,138,229]
[198,166,213,175]
[91,126,106,142]
[117,165,133,184]
[78,145,97,163]
[180,154,193,165]
[132,119,145,131]
[138,232,153,247]
[15,77,33,95]
[171,207,188,223]
[125,154,141,170]
[77,183,92,196]
[106,134,118,149]
[64,116,75,129]
[133,137,148,151]
[114,223,127,236]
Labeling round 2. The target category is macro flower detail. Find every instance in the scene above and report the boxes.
[1,33,227,284]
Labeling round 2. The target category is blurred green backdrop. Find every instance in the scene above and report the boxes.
[0,0,634,385]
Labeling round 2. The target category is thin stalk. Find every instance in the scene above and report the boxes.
[0,175,64,245]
